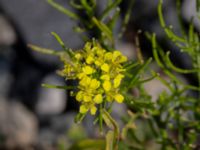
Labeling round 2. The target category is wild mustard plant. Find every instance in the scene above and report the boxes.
[59,41,127,115]
[30,0,200,149]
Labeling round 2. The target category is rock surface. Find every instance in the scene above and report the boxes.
[0,98,38,149]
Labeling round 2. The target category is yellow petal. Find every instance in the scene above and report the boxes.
[112,51,122,61]
[79,76,91,86]
[84,42,92,52]
[86,56,94,64]
[90,79,100,89]
[90,106,97,115]
[94,94,103,104]
[104,52,113,60]
[79,105,88,114]
[77,72,85,79]
[75,53,82,60]
[95,60,102,66]
[83,95,92,102]
[114,94,124,103]
[100,74,110,80]
[95,47,105,56]
[113,74,124,88]
[114,78,121,88]
[103,81,111,91]
[119,55,127,63]
[82,66,94,74]
[76,91,83,102]
[101,63,110,72]
[112,51,127,63]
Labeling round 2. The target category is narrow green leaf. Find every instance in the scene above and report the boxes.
[74,113,87,123]
[128,58,152,89]
[28,44,61,56]
[68,139,105,150]
[152,34,165,68]
[42,83,75,90]
[47,0,80,20]
[124,61,139,71]
[80,0,93,15]
[137,74,158,84]
[106,131,114,150]
[151,71,174,92]
[102,110,120,142]
[51,32,74,57]
[158,0,186,43]
[99,104,103,133]
[51,32,66,48]
[100,0,122,21]
[92,17,113,41]
[102,112,119,150]
[189,23,194,43]
[163,69,182,84]
[70,0,84,9]
[165,51,198,73]
[158,0,165,27]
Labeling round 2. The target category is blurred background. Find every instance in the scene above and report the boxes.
[0,0,199,149]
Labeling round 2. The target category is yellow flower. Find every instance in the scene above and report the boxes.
[112,51,127,63]
[76,91,83,102]
[101,63,110,72]
[95,47,105,56]
[82,66,95,75]
[79,105,88,114]
[79,76,92,86]
[77,72,86,79]
[90,105,97,115]
[83,95,92,102]
[114,94,124,103]
[95,60,102,66]
[103,81,111,91]
[75,53,82,60]
[113,51,121,61]
[119,55,127,63]
[63,64,73,74]
[60,41,128,117]
[104,52,113,60]
[86,55,94,64]
[94,94,103,104]
[100,74,110,80]
[84,42,92,52]
[89,79,100,89]
[113,74,124,88]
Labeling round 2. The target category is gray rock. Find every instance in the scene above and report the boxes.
[36,74,66,115]
[0,15,16,45]
[37,112,76,149]
[0,0,83,63]
[0,65,12,97]
[0,98,38,149]
[182,0,200,31]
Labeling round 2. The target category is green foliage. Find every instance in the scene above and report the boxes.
[47,0,133,49]
[30,0,200,149]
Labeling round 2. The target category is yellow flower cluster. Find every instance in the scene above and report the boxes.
[61,42,127,115]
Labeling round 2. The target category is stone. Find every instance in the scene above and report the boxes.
[182,0,200,31]
[0,98,38,149]
[36,74,66,115]
[0,15,16,45]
